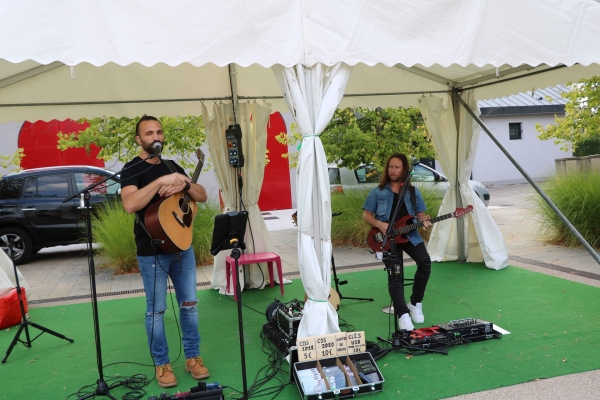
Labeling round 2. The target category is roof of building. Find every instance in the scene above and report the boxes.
[478,84,570,117]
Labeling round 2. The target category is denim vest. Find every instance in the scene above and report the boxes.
[363,183,427,246]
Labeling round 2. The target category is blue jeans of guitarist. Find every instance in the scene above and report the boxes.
[137,247,200,366]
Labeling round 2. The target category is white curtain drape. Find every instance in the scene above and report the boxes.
[272,63,352,338]
[203,101,274,294]
[418,93,509,270]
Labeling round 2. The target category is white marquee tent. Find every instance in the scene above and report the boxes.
[2,0,600,338]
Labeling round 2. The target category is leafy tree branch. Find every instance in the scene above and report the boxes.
[536,77,600,153]
[57,115,207,173]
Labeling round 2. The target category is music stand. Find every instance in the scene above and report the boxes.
[210,211,249,400]
[2,238,74,363]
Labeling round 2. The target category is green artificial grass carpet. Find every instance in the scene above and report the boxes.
[1,262,600,399]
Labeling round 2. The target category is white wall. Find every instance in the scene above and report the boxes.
[0,121,23,176]
[469,114,571,185]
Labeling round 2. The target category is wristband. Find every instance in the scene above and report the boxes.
[184,182,191,192]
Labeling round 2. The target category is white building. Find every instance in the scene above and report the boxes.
[468,85,572,186]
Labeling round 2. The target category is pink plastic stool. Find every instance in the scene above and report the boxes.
[225,252,284,300]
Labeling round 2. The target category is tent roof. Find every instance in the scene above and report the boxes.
[1,0,600,122]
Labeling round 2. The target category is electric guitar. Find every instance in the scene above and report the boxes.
[145,149,205,253]
[366,206,473,252]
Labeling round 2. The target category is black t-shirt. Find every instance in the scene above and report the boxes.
[120,156,187,256]
[390,191,409,223]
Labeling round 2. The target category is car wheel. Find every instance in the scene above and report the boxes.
[0,227,33,265]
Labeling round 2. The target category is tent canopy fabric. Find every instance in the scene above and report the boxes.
[1,1,600,122]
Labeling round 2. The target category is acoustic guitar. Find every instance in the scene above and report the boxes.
[145,149,205,253]
[366,206,473,252]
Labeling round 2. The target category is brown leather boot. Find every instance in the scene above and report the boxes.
[185,357,210,379]
[156,363,177,388]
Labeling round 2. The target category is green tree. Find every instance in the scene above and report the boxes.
[275,107,435,171]
[0,148,25,178]
[321,107,434,170]
[536,76,600,153]
[57,115,206,172]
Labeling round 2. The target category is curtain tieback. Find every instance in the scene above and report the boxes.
[297,135,319,150]
[307,297,327,302]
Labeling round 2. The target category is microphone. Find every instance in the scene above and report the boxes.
[151,141,162,158]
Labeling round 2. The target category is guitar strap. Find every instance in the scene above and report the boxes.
[409,185,417,217]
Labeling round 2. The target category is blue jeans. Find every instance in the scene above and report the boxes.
[137,247,200,366]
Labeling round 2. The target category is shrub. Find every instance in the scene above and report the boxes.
[573,135,600,157]
[530,170,600,248]
[91,198,221,274]
[330,186,443,247]
[192,199,221,266]
[91,200,137,274]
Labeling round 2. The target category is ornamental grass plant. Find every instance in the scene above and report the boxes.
[91,200,137,274]
[330,185,442,247]
[530,170,600,248]
[91,198,221,274]
[192,199,221,266]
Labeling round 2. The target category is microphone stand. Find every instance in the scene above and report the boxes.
[376,166,445,355]
[2,238,74,363]
[62,152,158,399]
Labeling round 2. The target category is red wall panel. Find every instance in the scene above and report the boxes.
[258,112,292,211]
[18,119,104,170]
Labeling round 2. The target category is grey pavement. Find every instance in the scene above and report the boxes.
[14,183,600,399]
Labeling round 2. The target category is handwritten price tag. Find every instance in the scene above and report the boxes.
[297,332,365,360]
[296,337,317,362]
[346,331,366,354]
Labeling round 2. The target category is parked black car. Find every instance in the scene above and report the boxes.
[0,165,120,265]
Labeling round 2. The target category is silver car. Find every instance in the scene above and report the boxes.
[329,163,490,207]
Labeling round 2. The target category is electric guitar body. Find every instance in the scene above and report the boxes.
[144,150,205,253]
[366,206,473,253]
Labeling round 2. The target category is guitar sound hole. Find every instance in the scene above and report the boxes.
[179,198,190,214]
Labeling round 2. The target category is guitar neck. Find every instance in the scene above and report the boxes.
[190,160,204,184]
[394,212,455,235]
[184,156,205,202]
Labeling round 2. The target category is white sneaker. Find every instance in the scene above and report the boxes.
[274,278,292,285]
[407,302,424,324]
[399,313,414,331]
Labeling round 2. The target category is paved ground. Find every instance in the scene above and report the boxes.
[12,183,600,398]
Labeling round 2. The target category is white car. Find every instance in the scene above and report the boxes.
[329,163,490,207]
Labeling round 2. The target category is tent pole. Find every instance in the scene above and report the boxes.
[228,63,239,123]
[451,91,466,262]
[454,94,600,266]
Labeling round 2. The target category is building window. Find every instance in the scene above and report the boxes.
[509,122,522,140]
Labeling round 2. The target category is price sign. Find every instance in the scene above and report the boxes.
[335,332,348,355]
[346,331,366,354]
[296,337,317,362]
[316,334,337,358]
[297,332,366,361]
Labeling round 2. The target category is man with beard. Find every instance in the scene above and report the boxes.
[362,153,432,331]
[120,115,209,388]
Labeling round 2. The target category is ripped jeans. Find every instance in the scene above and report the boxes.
[137,247,200,366]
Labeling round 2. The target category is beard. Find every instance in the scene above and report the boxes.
[142,140,162,156]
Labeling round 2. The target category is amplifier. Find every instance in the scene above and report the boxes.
[277,307,302,340]
[437,318,494,338]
